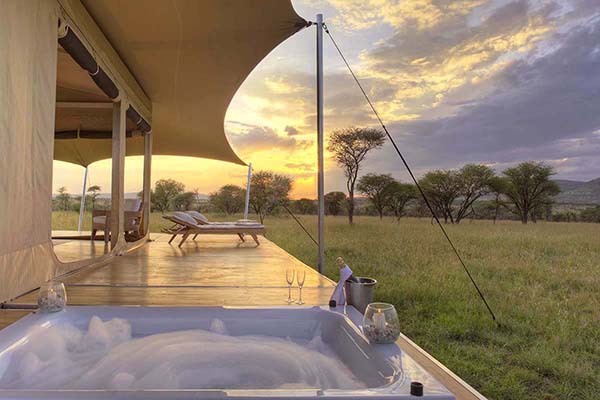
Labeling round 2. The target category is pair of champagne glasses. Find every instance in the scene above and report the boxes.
[285,269,306,305]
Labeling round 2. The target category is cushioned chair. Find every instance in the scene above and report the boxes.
[91,198,143,243]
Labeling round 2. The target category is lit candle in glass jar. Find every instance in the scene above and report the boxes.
[373,308,386,331]
[47,288,57,303]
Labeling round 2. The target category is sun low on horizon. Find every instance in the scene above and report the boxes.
[52,0,600,199]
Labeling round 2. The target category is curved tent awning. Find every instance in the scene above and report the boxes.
[54,137,145,167]
[55,0,307,167]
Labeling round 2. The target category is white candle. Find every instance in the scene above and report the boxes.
[373,309,386,331]
[47,288,57,303]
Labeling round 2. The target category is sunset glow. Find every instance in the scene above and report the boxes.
[53,0,600,198]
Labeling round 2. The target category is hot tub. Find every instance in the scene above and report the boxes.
[0,306,454,399]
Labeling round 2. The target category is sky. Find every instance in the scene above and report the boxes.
[53,0,600,199]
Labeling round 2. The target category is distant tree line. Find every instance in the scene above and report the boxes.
[52,185,106,212]
[49,125,599,225]
[325,126,565,224]
[277,161,563,224]
[277,160,582,226]
[340,161,561,225]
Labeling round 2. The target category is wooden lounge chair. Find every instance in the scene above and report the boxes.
[91,198,143,243]
[184,211,263,241]
[162,212,265,247]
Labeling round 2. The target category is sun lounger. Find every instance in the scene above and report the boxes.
[162,212,265,247]
[184,211,261,240]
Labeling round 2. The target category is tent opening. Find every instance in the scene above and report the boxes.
[51,30,149,263]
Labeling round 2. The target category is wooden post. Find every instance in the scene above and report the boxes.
[244,162,252,220]
[142,131,152,236]
[77,166,88,232]
[316,14,325,273]
[111,100,127,249]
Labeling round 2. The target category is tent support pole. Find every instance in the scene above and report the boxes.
[77,166,88,232]
[244,162,252,220]
[142,132,153,237]
[111,100,127,250]
[316,13,325,273]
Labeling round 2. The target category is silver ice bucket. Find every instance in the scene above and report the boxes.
[344,277,377,314]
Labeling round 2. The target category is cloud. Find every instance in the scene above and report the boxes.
[382,16,600,178]
[285,125,302,136]
[226,122,312,156]
[356,0,557,120]
[285,162,314,172]
[227,125,297,152]
[328,0,484,31]
[222,0,600,190]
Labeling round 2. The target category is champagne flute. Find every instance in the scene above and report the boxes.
[296,270,306,305]
[285,269,295,304]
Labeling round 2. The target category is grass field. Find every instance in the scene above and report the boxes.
[52,211,600,399]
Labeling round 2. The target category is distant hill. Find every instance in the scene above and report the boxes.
[554,178,600,205]
[553,179,586,193]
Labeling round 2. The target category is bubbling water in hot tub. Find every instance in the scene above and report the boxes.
[0,316,366,390]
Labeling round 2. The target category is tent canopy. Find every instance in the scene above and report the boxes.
[55,0,307,167]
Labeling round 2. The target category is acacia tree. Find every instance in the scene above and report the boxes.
[503,162,560,224]
[328,127,385,224]
[172,192,197,211]
[56,187,71,211]
[453,164,495,224]
[357,173,395,219]
[418,164,495,224]
[210,185,245,215]
[324,191,346,216]
[250,171,292,223]
[487,176,509,224]
[387,181,417,221]
[87,185,101,209]
[419,170,460,223]
[152,179,185,213]
[292,198,317,215]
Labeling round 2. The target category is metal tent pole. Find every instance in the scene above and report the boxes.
[142,131,153,237]
[244,162,252,220]
[316,14,325,273]
[78,166,88,232]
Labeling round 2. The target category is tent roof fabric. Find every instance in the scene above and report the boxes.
[55,0,307,167]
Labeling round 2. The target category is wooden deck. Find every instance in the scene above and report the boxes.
[0,233,485,400]
[9,233,333,308]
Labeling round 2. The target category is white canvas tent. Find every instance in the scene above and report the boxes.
[0,0,307,303]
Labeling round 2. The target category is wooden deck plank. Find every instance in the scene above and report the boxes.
[53,240,110,262]
[396,334,487,400]
[0,310,31,330]
[8,234,334,308]
[49,234,333,288]
[8,286,332,307]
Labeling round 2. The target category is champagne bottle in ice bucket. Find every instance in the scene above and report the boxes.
[338,257,377,314]
[329,257,356,306]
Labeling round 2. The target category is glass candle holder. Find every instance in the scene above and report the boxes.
[363,302,400,344]
[37,281,67,312]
